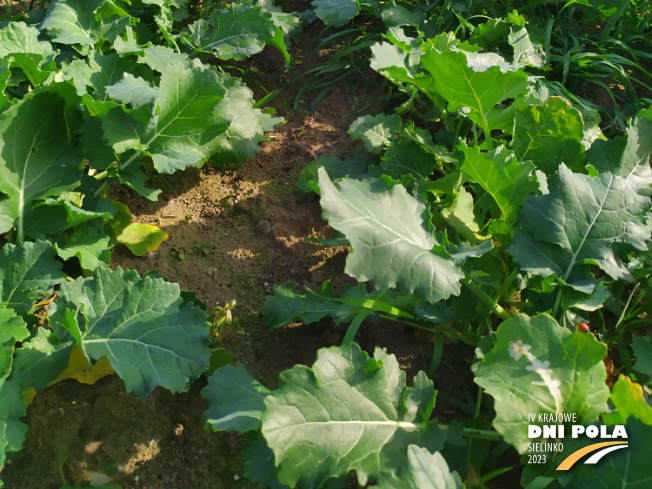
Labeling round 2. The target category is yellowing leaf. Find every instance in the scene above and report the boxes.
[108,200,132,235]
[602,376,652,426]
[21,387,37,404]
[117,223,168,255]
[48,346,115,386]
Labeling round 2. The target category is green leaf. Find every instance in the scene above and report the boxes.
[297,151,370,194]
[419,48,530,135]
[0,59,11,112]
[116,162,162,201]
[0,241,65,312]
[139,45,191,72]
[0,91,82,238]
[0,306,29,381]
[261,343,443,488]
[65,52,136,117]
[508,164,652,284]
[103,64,275,174]
[242,432,291,489]
[105,73,158,108]
[0,22,57,87]
[461,145,538,227]
[632,335,652,380]
[0,379,28,471]
[261,282,356,330]
[0,308,30,472]
[313,0,360,27]
[587,112,652,193]
[473,314,609,454]
[47,267,211,396]
[602,376,652,426]
[202,364,271,432]
[559,418,652,488]
[375,446,463,489]
[380,5,424,29]
[41,0,129,46]
[512,97,585,174]
[10,327,70,393]
[440,186,484,243]
[209,76,282,168]
[318,169,463,303]
[186,4,275,60]
[348,113,402,152]
[508,26,545,68]
[381,140,436,180]
[55,228,111,270]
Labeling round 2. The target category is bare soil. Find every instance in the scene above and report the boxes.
[2,18,476,489]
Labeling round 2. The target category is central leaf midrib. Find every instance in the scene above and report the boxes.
[337,186,428,250]
[563,173,614,281]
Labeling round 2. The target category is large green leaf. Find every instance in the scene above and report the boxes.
[47,267,211,396]
[41,0,129,46]
[186,4,275,60]
[0,22,57,87]
[0,91,82,238]
[261,343,443,488]
[512,96,585,174]
[348,113,402,152]
[508,164,652,284]
[419,48,530,135]
[0,241,65,312]
[460,145,538,227]
[317,168,463,303]
[102,64,277,175]
[473,314,609,454]
[313,0,360,27]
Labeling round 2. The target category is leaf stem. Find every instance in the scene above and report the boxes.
[462,427,502,441]
[92,151,141,198]
[462,278,511,321]
[376,314,475,347]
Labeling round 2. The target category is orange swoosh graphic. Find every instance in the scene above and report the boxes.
[556,441,628,470]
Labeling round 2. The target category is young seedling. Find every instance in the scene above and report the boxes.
[190,240,212,256]
[208,299,243,344]
[171,246,185,261]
